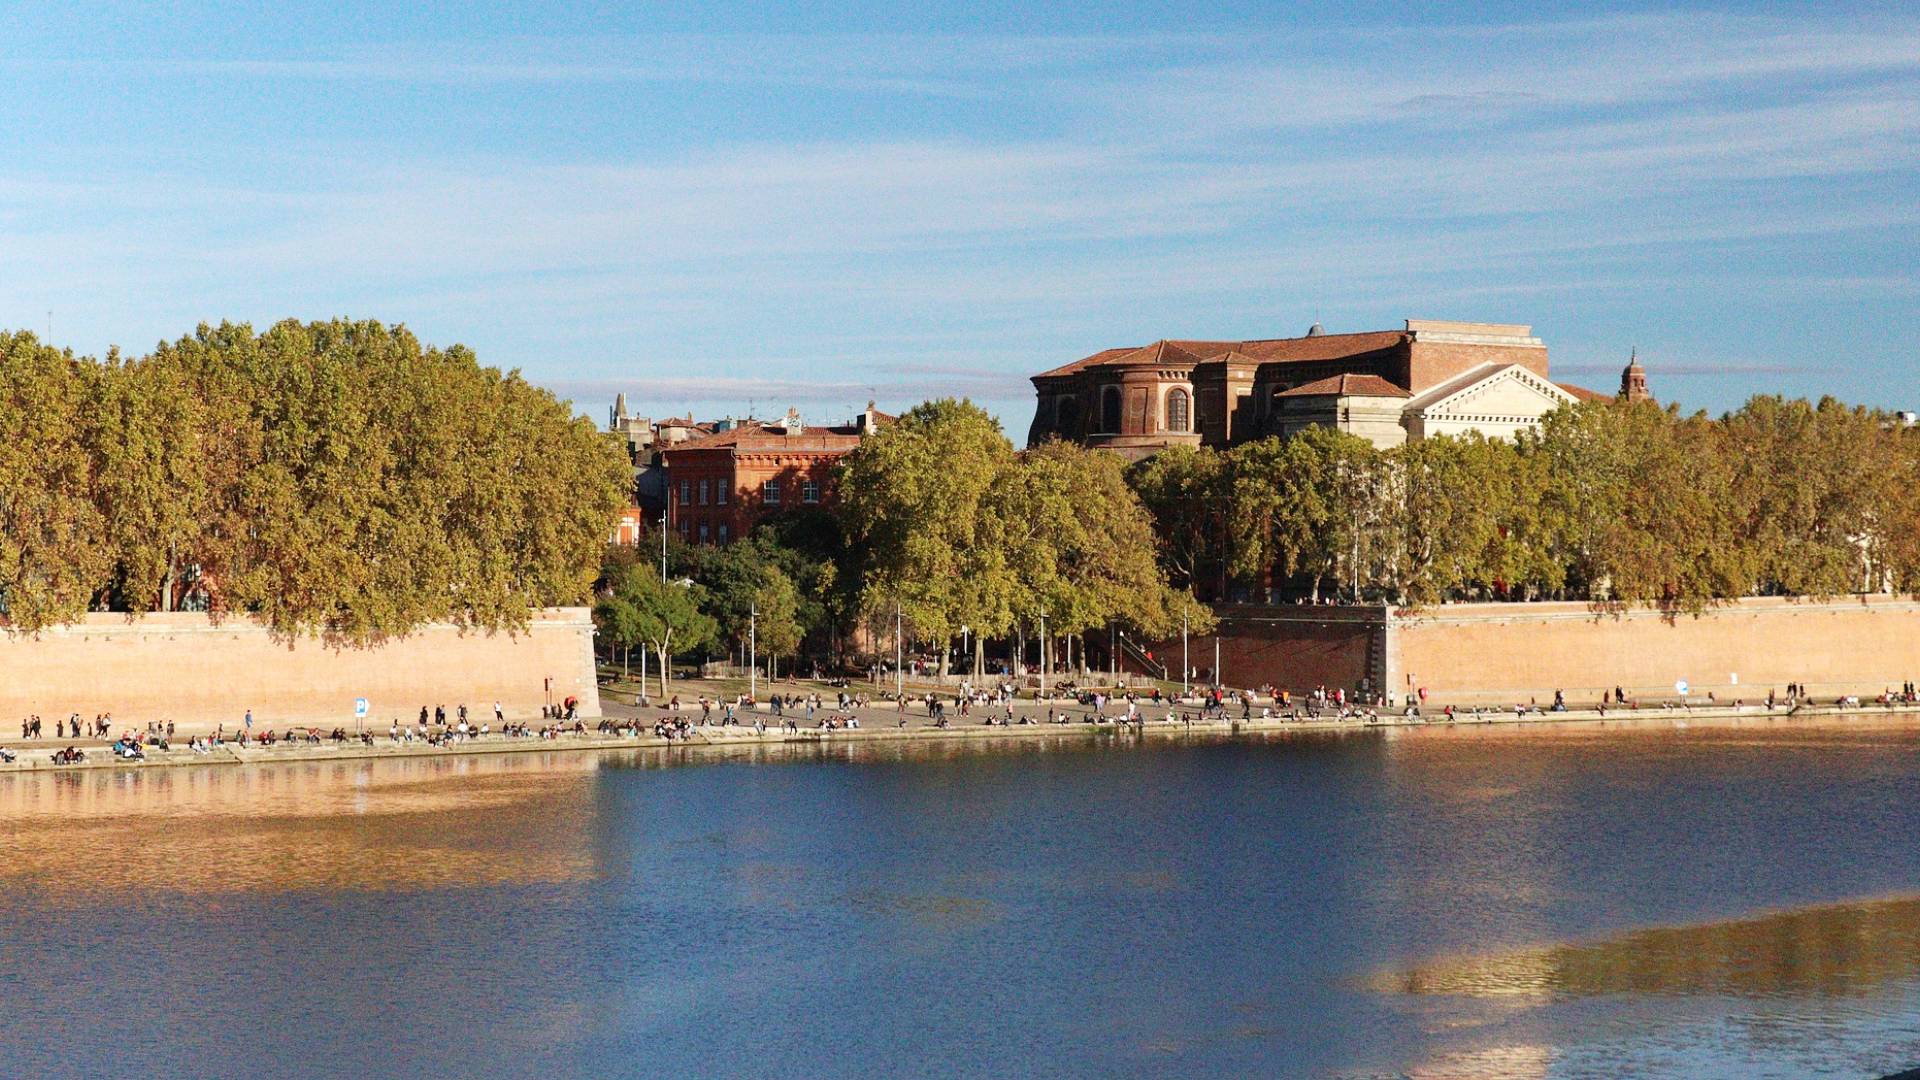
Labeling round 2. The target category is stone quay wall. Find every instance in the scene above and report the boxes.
[1135,596,1920,706]
[0,609,600,727]
[1388,595,1920,706]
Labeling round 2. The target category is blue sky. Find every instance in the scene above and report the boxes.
[4,2,1917,432]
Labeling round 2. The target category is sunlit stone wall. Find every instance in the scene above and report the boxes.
[1390,595,1920,705]
[0,608,600,726]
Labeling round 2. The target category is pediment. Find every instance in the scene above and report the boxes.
[1408,365,1575,419]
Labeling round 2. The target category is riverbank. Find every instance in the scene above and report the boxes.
[5,696,1917,773]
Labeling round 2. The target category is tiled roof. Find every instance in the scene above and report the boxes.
[1033,347,1137,379]
[1557,383,1612,403]
[1275,373,1410,398]
[667,422,865,452]
[1033,328,1410,382]
[1232,330,1408,363]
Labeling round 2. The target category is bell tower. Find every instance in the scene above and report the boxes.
[1619,348,1650,402]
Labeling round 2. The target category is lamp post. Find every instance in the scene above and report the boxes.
[749,601,758,701]
[894,601,904,702]
[659,512,668,583]
[1182,610,1189,698]
[1039,612,1049,700]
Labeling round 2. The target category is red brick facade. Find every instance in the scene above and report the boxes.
[662,408,884,544]
[1029,319,1569,458]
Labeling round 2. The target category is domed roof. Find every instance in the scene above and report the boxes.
[1305,322,1325,337]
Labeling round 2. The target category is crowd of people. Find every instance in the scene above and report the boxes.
[14,676,1920,769]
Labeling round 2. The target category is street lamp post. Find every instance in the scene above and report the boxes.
[749,601,758,701]
[1182,610,1189,698]
[659,512,668,583]
[894,601,904,702]
[1038,613,1048,700]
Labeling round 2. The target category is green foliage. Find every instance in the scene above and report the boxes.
[1227,426,1381,600]
[598,560,717,693]
[1125,444,1230,593]
[0,333,110,629]
[840,398,1021,651]
[1147,395,1920,614]
[999,440,1207,638]
[692,536,805,657]
[1,320,630,640]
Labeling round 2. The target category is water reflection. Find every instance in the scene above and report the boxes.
[1376,892,1920,1001]
[0,753,605,894]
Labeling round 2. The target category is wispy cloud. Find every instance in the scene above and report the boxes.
[1,11,1916,419]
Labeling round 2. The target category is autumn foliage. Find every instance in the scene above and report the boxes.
[0,320,630,639]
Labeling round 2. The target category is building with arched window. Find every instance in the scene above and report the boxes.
[1165,387,1191,432]
[1028,319,1618,459]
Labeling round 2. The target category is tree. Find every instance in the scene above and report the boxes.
[166,320,629,640]
[1125,444,1230,596]
[0,333,109,630]
[5,319,631,640]
[605,565,716,697]
[693,538,805,674]
[593,592,646,679]
[1001,440,1209,640]
[1388,434,1523,604]
[999,440,1214,678]
[1521,400,1746,613]
[840,398,1020,673]
[753,509,854,656]
[1227,427,1382,602]
[750,565,804,676]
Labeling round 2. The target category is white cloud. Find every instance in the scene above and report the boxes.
[1,11,1916,418]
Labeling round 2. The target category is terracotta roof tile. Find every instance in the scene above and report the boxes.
[1235,330,1408,363]
[666,422,866,453]
[1032,347,1137,379]
[1034,328,1410,384]
[1275,373,1410,398]
[1557,383,1612,403]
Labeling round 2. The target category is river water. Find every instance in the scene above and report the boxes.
[4,718,1920,1078]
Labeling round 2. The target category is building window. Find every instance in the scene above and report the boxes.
[1167,388,1190,432]
[801,479,821,504]
[1056,396,1079,435]
[716,483,728,506]
[717,524,730,544]
[1100,386,1122,433]
[679,480,691,505]
[698,521,710,544]
[763,479,782,505]
[698,479,710,505]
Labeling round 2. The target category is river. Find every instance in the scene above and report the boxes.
[3,717,1919,1078]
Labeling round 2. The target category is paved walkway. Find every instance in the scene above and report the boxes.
[4,694,1915,772]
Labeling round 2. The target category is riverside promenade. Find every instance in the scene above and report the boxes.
[3,689,1914,773]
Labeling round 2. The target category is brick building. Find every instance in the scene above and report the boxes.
[661,404,887,545]
[1028,319,1626,457]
